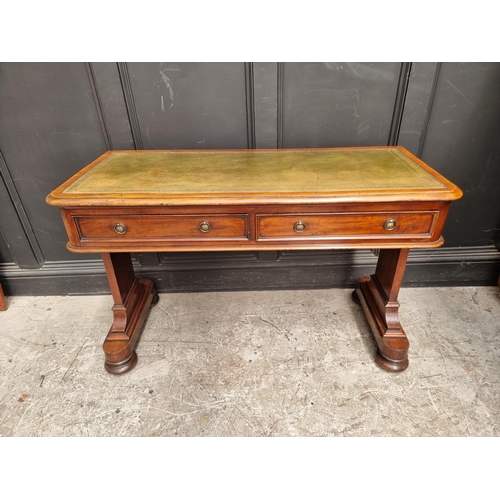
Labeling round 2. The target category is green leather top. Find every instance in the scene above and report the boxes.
[62,148,447,196]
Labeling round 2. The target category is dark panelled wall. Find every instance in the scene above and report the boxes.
[282,62,402,147]
[1,62,499,295]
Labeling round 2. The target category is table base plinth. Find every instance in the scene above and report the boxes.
[102,252,158,375]
[355,279,409,372]
[103,277,157,375]
[354,248,410,372]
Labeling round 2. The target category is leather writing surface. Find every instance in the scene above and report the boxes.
[62,148,446,196]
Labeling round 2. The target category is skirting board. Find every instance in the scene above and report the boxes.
[0,246,499,296]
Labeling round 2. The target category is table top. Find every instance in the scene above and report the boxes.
[46,147,462,207]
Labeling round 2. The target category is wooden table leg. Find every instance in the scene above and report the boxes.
[353,248,410,372]
[102,252,158,375]
[0,284,7,311]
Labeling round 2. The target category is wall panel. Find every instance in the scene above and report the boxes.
[282,62,402,147]
[0,230,13,264]
[0,63,107,262]
[0,61,499,294]
[89,62,135,150]
[128,62,249,150]
[420,63,500,247]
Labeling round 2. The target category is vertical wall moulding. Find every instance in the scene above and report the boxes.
[417,63,442,158]
[117,62,144,150]
[387,62,413,146]
[0,225,12,262]
[0,150,44,268]
[244,62,256,149]
[86,62,112,150]
[277,62,285,149]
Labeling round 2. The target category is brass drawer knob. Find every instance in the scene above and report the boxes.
[383,218,397,231]
[114,222,127,234]
[199,221,212,233]
[294,221,306,233]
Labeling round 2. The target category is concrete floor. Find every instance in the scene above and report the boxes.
[0,286,499,437]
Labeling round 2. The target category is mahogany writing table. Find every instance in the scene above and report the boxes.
[46,147,462,374]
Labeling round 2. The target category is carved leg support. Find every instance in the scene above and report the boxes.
[102,252,158,375]
[354,248,410,372]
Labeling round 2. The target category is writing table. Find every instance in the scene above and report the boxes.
[46,147,462,374]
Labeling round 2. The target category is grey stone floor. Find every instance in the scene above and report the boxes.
[0,286,499,437]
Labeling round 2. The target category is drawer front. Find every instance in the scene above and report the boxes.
[75,214,249,242]
[257,212,438,240]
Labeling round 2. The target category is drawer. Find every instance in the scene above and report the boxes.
[257,211,438,240]
[74,214,249,242]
